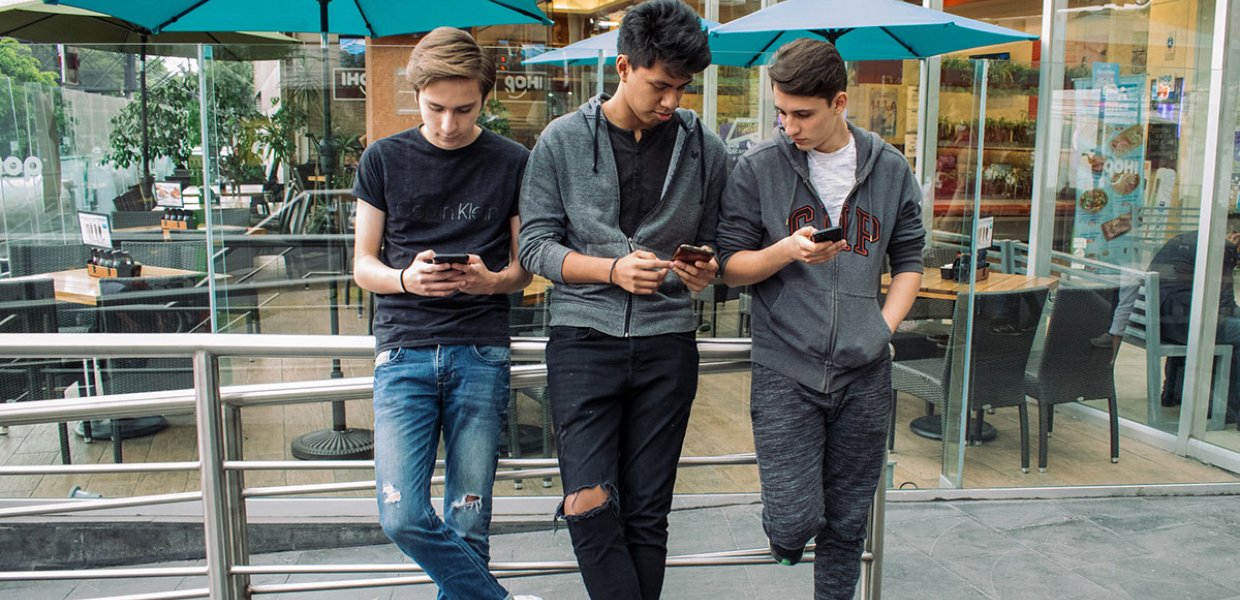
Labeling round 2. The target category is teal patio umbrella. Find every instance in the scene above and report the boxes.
[46,0,553,460]
[47,0,553,179]
[523,18,720,95]
[4,0,299,195]
[709,0,1038,67]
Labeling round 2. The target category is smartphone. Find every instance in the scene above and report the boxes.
[672,244,715,264]
[811,226,843,243]
[431,253,471,264]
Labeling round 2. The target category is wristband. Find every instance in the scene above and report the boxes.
[608,257,621,285]
[399,266,411,294]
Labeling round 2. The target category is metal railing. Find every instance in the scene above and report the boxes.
[0,333,886,600]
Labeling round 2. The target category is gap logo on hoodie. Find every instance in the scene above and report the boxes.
[788,203,882,257]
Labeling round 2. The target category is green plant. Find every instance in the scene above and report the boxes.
[479,97,513,139]
[255,97,306,173]
[106,61,273,194]
[0,38,57,86]
[1065,64,1093,87]
[105,72,197,171]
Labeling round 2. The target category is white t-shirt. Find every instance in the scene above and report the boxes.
[807,134,857,226]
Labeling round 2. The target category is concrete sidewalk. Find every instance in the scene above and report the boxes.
[5,495,1240,599]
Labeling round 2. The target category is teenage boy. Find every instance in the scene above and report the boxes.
[716,39,925,600]
[352,27,537,600]
[518,1,727,597]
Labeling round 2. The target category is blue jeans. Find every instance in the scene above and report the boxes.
[372,345,511,600]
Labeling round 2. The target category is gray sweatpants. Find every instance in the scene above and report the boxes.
[750,358,892,600]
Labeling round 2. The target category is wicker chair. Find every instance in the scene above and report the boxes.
[6,243,92,332]
[7,242,88,277]
[1025,286,1120,472]
[0,278,75,463]
[93,274,209,462]
[120,241,209,273]
[892,286,1050,472]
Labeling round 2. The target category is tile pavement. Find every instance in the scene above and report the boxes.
[4,496,1239,599]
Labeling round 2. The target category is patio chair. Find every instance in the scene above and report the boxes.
[0,278,76,463]
[1025,285,1120,472]
[6,242,92,332]
[120,241,209,273]
[892,286,1049,472]
[92,274,209,462]
[693,282,745,336]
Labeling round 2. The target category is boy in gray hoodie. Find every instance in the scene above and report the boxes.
[716,39,925,600]
[518,1,727,597]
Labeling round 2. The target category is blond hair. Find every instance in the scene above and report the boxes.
[405,27,496,97]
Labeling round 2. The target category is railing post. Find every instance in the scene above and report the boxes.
[859,449,888,600]
[194,350,236,599]
[223,402,251,597]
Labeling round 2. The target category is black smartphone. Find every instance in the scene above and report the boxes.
[672,244,715,264]
[811,226,843,243]
[431,253,471,264]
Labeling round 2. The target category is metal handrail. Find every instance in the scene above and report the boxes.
[0,333,884,600]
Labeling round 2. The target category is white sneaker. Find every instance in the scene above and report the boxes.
[513,596,544,600]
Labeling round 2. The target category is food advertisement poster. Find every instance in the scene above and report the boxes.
[1071,63,1145,266]
[154,181,183,207]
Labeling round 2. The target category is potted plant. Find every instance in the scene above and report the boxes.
[479,97,514,139]
[107,61,273,203]
[941,57,974,89]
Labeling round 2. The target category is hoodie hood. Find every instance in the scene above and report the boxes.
[774,121,886,192]
[578,94,707,193]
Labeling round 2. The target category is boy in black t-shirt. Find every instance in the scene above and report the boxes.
[351,28,536,600]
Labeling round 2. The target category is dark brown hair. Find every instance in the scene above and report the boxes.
[768,38,847,102]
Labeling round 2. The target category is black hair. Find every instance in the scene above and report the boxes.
[617,0,711,79]
[769,38,847,102]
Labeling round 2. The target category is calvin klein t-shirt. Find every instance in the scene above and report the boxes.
[352,126,529,352]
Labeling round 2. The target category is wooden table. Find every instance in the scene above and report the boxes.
[523,275,553,306]
[11,266,209,306]
[883,268,1058,300]
[115,224,265,235]
[886,267,1057,442]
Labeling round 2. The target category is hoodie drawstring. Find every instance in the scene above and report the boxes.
[697,123,706,204]
[588,109,602,174]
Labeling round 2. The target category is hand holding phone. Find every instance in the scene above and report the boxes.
[672,243,715,265]
[431,252,471,265]
[811,226,843,243]
[785,226,845,265]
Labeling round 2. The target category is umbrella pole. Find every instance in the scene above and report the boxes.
[596,49,605,96]
[141,34,151,203]
[292,0,374,461]
[316,0,336,185]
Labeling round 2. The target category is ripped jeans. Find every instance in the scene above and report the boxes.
[372,345,510,600]
[546,327,699,600]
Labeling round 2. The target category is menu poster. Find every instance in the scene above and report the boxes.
[1070,65,1146,267]
[1145,122,1179,169]
[78,211,113,249]
[154,181,183,207]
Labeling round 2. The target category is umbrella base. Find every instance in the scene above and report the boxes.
[291,427,374,460]
[910,415,998,442]
[76,417,169,441]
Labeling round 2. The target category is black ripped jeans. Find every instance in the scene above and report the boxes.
[546,326,699,600]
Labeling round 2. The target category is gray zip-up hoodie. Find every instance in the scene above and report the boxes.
[716,122,925,393]
[519,94,728,337]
